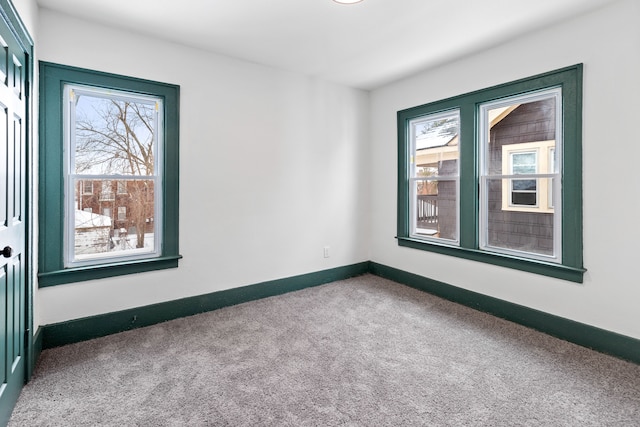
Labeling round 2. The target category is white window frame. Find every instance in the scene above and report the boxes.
[82,180,93,195]
[479,88,562,263]
[509,150,538,207]
[548,148,555,209]
[408,110,460,244]
[63,84,164,267]
[500,141,556,213]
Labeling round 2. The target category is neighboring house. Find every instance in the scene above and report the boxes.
[414,133,458,238]
[487,98,556,255]
[76,180,155,245]
[74,209,111,255]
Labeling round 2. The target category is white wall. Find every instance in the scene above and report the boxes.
[27,0,640,341]
[370,0,640,339]
[36,9,370,324]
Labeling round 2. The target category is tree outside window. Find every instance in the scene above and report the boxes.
[66,85,162,265]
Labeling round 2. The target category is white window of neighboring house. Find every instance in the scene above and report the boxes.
[83,208,92,213]
[102,207,111,218]
[118,206,126,221]
[117,180,127,194]
[100,180,114,201]
[83,180,93,194]
[499,141,556,213]
[510,151,537,206]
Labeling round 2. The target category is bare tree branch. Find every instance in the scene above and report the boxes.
[75,96,156,248]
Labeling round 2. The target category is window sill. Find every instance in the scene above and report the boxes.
[38,255,182,287]
[397,237,585,283]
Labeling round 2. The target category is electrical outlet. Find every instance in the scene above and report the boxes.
[323,246,330,258]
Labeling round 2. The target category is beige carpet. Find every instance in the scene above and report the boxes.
[9,274,640,426]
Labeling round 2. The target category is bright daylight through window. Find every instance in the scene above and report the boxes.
[479,88,562,261]
[65,85,162,266]
[38,62,180,286]
[408,110,459,243]
[397,65,584,282]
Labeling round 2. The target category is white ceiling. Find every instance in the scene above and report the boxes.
[36,0,615,90]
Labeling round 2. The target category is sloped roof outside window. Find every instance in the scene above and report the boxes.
[75,210,112,229]
[416,132,458,150]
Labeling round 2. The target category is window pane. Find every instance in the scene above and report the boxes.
[511,189,537,206]
[412,179,458,241]
[72,178,156,261]
[480,89,561,260]
[73,90,157,176]
[82,180,93,194]
[409,110,459,243]
[64,83,164,268]
[412,111,459,177]
[512,179,536,191]
[100,180,114,201]
[485,178,554,256]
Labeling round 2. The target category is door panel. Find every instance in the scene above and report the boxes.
[0,7,27,425]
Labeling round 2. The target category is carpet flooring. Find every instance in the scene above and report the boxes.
[8,274,640,426]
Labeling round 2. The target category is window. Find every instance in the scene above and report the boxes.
[100,180,114,201]
[117,180,127,194]
[39,62,181,286]
[408,110,459,242]
[82,180,93,194]
[510,151,537,206]
[66,84,160,266]
[500,141,556,212]
[397,65,584,282]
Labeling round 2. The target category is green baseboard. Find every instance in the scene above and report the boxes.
[28,327,43,379]
[39,260,639,365]
[369,262,640,364]
[42,262,370,349]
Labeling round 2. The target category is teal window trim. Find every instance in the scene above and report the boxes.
[38,62,181,287]
[397,65,585,283]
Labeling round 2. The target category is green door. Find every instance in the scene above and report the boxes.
[0,6,28,425]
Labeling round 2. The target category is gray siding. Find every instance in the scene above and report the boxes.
[487,99,555,255]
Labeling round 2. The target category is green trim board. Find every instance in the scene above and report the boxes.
[0,361,22,427]
[27,328,43,379]
[38,62,181,287]
[369,262,640,365]
[397,237,585,283]
[38,256,182,287]
[42,262,370,348]
[39,261,639,365]
[0,0,33,48]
